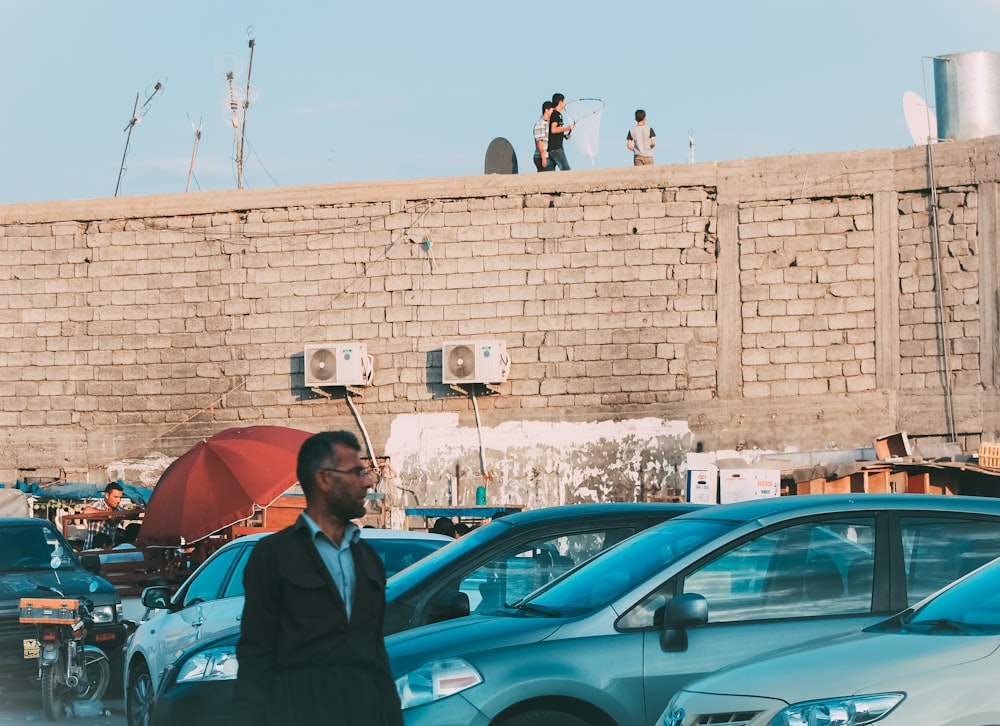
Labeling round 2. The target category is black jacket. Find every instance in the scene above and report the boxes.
[234,519,403,725]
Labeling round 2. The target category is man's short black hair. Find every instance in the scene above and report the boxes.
[542,100,554,112]
[104,482,124,494]
[635,109,646,123]
[296,431,362,498]
[552,93,565,105]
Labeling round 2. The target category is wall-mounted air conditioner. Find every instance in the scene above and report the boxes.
[441,339,510,384]
[303,343,373,387]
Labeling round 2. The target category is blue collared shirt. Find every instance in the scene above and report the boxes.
[299,513,360,620]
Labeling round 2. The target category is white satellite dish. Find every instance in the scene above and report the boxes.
[903,91,938,145]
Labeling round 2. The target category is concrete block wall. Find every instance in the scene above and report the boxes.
[2,136,1000,507]
[738,195,877,398]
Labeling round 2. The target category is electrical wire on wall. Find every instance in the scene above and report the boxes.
[469,387,493,503]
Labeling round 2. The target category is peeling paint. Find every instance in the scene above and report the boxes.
[383,414,696,512]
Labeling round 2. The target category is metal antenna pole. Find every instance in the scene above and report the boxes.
[238,37,256,190]
[226,72,242,189]
[114,81,164,197]
[115,94,140,197]
[185,123,202,193]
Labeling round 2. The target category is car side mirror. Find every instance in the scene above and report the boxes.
[427,589,471,625]
[660,593,708,653]
[81,554,101,574]
[141,585,172,611]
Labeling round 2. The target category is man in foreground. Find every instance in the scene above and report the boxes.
[235,431,402,725]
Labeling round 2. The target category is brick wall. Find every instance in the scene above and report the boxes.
[2,137,1000,508]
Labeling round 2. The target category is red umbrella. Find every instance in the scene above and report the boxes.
[140,426,313,546]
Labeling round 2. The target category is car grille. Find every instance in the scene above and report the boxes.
[692,712,761,725]
[0,615,36,643]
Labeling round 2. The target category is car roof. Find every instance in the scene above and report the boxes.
[217,527,454,547]
[484,502,702,526]
[358,529,454,542]
[681,493,1000,523]
[0,518,51,527]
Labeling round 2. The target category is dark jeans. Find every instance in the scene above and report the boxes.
[533,153,555,172]
[549,148,570,171]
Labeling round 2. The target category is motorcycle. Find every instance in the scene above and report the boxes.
[19,556,111,720]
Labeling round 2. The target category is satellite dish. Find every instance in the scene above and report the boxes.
[484,137,518,175]
[307,347,338,383]
[903,91,937,145]
[446,344,476,380]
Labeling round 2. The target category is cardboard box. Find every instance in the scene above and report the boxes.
[718,458,781,503]
[874,432,911,461]
[685,453,718,504]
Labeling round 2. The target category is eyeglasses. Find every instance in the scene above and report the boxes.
[318,467,381,485]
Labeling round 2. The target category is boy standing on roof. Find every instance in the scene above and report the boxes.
[627,109,656,165]
[533,101,555,172]
[548,93,574,171]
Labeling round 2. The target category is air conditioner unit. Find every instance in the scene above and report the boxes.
[303,343,373,387]
[441,339,510,384]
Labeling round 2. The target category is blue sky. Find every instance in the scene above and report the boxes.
[1,0,998,205]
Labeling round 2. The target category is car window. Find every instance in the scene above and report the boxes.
[461,531,618,613]
[221,543,257,599]
[904,556,1000,632]
[369,540,449,578]
[181,545,242,608]
[903,516,1000,605]
[620,517,876,629]
[525,520,733,618]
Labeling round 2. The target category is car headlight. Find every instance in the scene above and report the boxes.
[395,658,483,709]
[175,646,239,684]
[770,693,905,726]
[90,605,115,624]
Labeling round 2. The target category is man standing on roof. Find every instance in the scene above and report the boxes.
[627,109,656,166]
[533,100,555,172]
[548,93,574,171]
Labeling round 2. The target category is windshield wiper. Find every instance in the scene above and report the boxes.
[512,602,564,618]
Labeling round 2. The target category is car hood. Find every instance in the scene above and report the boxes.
[387,613,564,675]
[685,630,1000,703]
[0,569,117,603]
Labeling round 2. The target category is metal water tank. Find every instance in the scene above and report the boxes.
[934,51,1000,140]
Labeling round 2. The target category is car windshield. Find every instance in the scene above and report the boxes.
[879,556,1000,635]
[0,523,78,572]
[387,519,510,595]
[509,519,734,618]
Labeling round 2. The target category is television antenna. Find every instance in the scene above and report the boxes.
[185,115,203,193]
[114,78,166,197]
[221,28,259,189]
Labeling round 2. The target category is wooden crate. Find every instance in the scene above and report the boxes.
[980,442,1000,470]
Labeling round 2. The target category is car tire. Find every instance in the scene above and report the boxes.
[499,710,593,726]
[126,660,154,726]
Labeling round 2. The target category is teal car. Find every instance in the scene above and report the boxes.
[388,494,1000,726]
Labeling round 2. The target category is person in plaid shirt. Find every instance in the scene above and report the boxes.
[532,101,554,172]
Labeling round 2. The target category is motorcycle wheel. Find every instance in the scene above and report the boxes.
[40,656,70,721]
[74,647,111,701]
